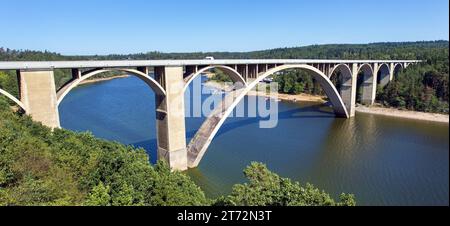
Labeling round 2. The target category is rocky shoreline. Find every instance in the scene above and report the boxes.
[355,105,449,123]
[204,80,327,103]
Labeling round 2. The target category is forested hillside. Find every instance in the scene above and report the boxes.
[2,41,447,61]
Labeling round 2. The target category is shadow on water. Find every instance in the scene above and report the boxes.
[212,103,335,139]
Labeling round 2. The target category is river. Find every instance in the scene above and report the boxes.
[59,76,449,206]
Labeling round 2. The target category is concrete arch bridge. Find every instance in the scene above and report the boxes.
[0,59,418,170]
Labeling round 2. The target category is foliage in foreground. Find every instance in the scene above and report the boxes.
[0,97,354,206]
[0,98,207,206]
[215,162,355,206]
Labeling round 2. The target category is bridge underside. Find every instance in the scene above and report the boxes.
[0,60,416,171]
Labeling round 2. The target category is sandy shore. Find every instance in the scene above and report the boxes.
[356,105,449,123]
[204,80,327,103]
[247,90,327,103]
[79,74,130,85]
[204,80,449,123]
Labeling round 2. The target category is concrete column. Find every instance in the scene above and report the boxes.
[247,64,257,82]
[328,64,332,77]
[18,70,60,128]
[71,68,81,79]
[389,62,395,81]
[339,64,357,117]
[154,66,188,171]
[137,66,149,75]
[370,63,378,104]
[237,65,247,83]
[245,64,249,81]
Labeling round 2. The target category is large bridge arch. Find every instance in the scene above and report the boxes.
[0,88,27,111]
[56,68,165,106]
[183,65,247,93]
[187,64,348,168]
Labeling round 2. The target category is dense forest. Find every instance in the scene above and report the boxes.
[376,52,449,113]
[3,41,446,60]
[0,97,354,206]
[2,40,447,61]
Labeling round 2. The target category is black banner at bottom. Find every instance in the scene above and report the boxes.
[1,206,448,225]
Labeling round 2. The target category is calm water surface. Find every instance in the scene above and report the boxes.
[59,76,449,206]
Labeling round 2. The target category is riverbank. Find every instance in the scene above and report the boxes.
[356,105,449,123]
[79,74,130,85]
[204,80,449,123]
[73,77,449,123]
[204,80,327,103]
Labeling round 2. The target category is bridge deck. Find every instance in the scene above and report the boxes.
[0,59,420,70]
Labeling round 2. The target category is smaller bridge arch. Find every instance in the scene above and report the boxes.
[392,63,404,79]
[394,62,404,70]
[56,68,166,106]
[377,63,391,88]
[357,64,376,105]
[183,65,247,93]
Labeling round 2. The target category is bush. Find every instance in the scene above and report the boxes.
[214,162,355,206]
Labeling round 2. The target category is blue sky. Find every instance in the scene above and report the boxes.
[1,0,448,55]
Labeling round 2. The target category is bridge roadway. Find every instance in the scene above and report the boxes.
[0,59,419,70]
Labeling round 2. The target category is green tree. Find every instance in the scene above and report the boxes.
[215,162,355,206]
[210,69,232,82]
[85,182,111,206]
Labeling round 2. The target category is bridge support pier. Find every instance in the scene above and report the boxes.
[154,66,188,171]
[340,64,357,117]
[389,62,395,81]
[18,70,60,128]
